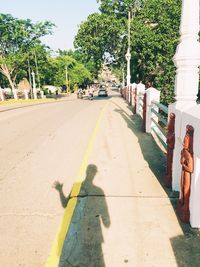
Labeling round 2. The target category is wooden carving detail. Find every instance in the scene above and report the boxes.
[142,93,147,132]
[164,113,175,188]
[129,85,132,106]
[177,125,194,223]
[134,87,137,114]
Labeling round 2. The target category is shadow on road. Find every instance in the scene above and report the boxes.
[54,164,110,267]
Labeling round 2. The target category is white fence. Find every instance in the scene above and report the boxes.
[121,83,200,228]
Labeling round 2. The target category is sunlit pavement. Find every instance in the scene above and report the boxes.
[0,90,199,267]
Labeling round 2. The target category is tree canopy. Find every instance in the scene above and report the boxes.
[0,13,54,90]
[74,0,181,104]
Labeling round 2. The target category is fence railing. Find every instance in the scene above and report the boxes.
[121,83,200,228]
[151,100,168,150]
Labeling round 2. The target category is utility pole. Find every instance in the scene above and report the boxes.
[27,59,33,99]
[34,51,41,90]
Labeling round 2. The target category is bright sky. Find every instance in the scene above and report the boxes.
[1,0,99,51]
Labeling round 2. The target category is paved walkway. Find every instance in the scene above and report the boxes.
[45,93,200,267]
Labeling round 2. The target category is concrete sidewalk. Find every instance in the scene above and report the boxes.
[50,93,200,267]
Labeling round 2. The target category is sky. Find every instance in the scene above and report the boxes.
[1,0,99,51]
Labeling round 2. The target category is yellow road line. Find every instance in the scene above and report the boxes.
[44,102,108,267]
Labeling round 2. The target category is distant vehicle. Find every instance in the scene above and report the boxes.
[98,88,108,97]
[99,84,107,89]
[111,84,118,90]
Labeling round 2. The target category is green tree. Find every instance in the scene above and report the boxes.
[74,13,124,76]
[0,13,54,91]
[74,0,181,104]
[44,55,91,90]
[130,0,181,104]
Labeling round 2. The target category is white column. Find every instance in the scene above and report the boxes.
[136,82,145,115]
[126,49,131,86]
[40,91,44,99]
[132,83,137,107]
[145,87,160,133]
[24,91,29,100]
[180,106,200,227]
[0,89,5,101]
[13,89,18,100]
[31,71,37,100]
[169,0,200,191]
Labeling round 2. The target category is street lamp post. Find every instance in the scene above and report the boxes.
[125,11,131,86]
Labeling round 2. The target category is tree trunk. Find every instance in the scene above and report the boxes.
[0,64,15,92]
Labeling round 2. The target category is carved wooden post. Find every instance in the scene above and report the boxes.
[133,87,137,114]
[164,113,175,188]
[177,125,194,223]
[129,85,132,106]
[142,93,147,132]
[123,87,126,99]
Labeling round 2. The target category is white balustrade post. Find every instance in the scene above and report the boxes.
[24,91,29,100]
[169,0,200,191]
[136,82,145,115]
[13,89,18,100]
[40,91,44,99]
[132,83,137,107]
[0,89,5,101]
[145,87,160,133]
[31,72,37,100]
[179,106,200,227]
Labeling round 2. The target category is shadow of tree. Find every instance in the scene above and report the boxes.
[54,164,110,267]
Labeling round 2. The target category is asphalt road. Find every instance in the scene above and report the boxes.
[0,93,110,267]
[1,91,199,267]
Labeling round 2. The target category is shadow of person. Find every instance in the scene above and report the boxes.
[54,164,111,267]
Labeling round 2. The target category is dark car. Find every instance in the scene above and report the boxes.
[98,88,108,97]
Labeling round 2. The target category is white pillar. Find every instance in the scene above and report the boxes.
[0,89,5,101]
[131,83,137,107]
[31,71,37,100]
[126,48,131,86]
[13,89,18,100]
[24,91,29,100]
[40,91,44,99]
[169,0,200,191]
[180,106,200,227]
[145,87,160,133]
[136,82,145,115]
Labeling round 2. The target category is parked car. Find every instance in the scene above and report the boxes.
[98,88,108,97]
